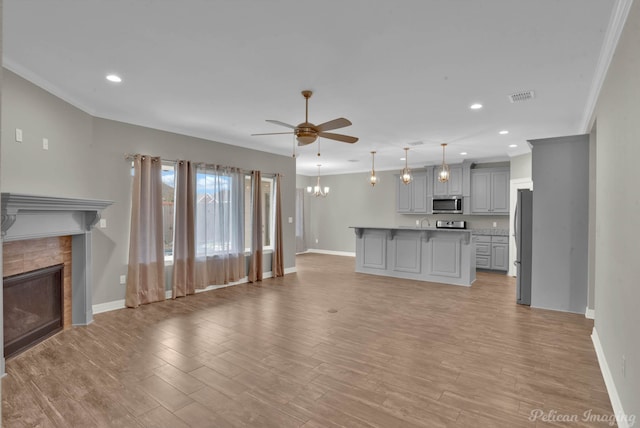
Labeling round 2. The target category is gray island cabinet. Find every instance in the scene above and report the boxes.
[350,227,476,287]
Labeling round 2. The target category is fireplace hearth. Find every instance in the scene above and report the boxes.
[3,264,64,358]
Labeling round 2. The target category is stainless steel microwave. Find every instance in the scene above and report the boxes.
[432,197,463,214]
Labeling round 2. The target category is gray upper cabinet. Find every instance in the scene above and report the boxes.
[470,168,510,214]
[396,172,428,213]
[433,165,463,196]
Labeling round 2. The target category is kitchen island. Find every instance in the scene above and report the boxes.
[350,226,476,286]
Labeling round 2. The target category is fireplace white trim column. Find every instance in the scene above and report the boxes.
[1,193,113,375]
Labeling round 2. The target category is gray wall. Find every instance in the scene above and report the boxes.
[591,0,640,418]
[587,124,597,313]
[530,134,589,314]
[298,168,509,253]
[510,153,532,180]
[1,70,297,306]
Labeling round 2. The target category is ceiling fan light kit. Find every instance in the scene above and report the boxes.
[253,90,358,149]
[400,147,412,185]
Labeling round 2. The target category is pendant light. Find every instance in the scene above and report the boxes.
[369,151,378,186]
[437,143,450,183]
[400,147,412,184]
[307,164,329,197]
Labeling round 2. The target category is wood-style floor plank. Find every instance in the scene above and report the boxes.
[2,254,614,427]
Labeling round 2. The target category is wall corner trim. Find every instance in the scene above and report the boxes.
[591,327,631,428]
[580,0,634,132]
[585,308,595,319]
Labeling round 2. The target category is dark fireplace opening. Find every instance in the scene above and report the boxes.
[3,264,64,359]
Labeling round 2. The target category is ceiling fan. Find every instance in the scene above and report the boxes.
[252,90,358,146]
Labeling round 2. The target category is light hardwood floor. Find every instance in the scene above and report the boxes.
[2,254,614,427]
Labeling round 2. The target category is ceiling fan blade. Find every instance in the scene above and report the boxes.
[315,117,352,132]
[318,132,359,144]
[266,120,297,129]
[251,131,295,136]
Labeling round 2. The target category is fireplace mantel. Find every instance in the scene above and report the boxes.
[1,193,113,241]
[2,193,113,330]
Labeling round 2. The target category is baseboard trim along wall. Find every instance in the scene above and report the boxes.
[305,249,356,257]
[92,267,298,315]
[591,327,631,428]
[585,308,595,319]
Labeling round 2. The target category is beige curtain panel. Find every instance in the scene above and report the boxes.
[172,160,196,298]
[272,174,284,277]
[248,170,263,282]
[126,155,166,308]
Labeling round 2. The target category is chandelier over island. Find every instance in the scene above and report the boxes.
[369,151,378,186]
[438,143,450,183]
[400,147,412,184]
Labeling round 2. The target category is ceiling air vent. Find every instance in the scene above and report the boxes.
[508,90,535,103]
[408,141,424,146]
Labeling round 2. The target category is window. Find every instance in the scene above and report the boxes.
[161,162,176,257]
[157,162,275,258]
[195,166,244,257]
[244,175,274,251]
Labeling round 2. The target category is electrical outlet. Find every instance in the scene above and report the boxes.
[416,220,420,226]
[315,238,319,244]
[622,355,626,377]
[493,222,497,228]
[288,217,293,224]
[120,275,126,285]
[43,138,49,150]
[99,219,107,228]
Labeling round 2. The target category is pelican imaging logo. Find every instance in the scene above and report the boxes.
[529,409,636,426]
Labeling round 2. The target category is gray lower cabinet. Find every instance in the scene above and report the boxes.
[470,168,510,214]
[474,235,508,271]
[396,172,428,213]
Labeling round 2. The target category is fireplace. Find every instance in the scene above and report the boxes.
[3,264,64,358]
[1,193,112,373]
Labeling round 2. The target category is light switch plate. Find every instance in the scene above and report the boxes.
[99,219,107,228]
[43,138,49,150]
[288,217,293,224]
[120,275,126,285]
[15,128,23,142]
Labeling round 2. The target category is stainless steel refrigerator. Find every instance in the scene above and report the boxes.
[514,189,533,305]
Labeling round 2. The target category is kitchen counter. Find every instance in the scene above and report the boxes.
[471,228,510,236]
[350,226,476,287]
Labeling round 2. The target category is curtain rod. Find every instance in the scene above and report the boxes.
[123,153,283,177]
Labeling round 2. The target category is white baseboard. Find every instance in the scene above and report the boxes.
[306,249,356,257]
[591,327,631,428]
[585,308,595,319]
[92,267,297,315]
[93,299,126,314]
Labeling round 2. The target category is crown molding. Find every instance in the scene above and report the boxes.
[581,0,634,132]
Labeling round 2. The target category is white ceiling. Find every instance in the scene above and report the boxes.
[3,1,615,176]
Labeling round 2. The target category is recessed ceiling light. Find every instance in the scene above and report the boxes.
[499,130,509,135]
[470,103,483,110]
[106,74,122,83]
[509,144,518,148]
[460,152,468,155]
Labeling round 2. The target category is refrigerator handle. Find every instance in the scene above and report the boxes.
[513,199,519,249]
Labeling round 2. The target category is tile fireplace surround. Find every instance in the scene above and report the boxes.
[1,193,113,374]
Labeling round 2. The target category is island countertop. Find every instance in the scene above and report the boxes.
[350,226,476,287]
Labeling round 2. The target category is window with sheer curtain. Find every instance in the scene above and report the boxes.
[193,164,245,285]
